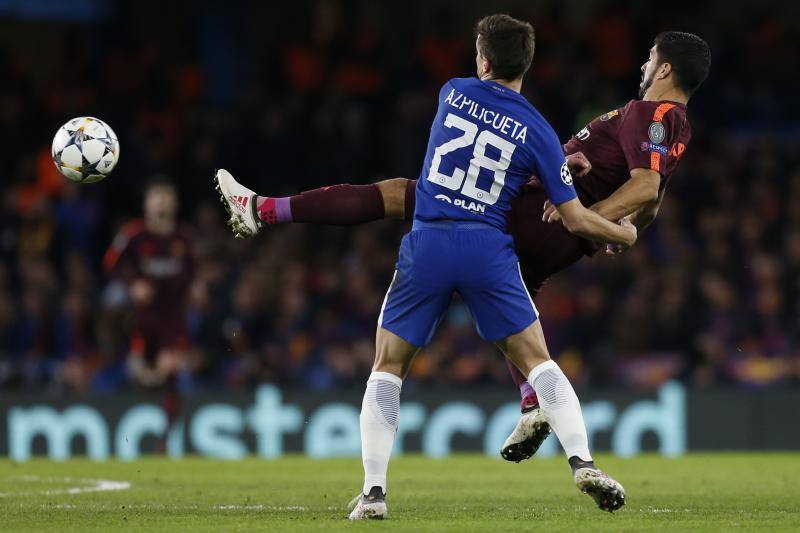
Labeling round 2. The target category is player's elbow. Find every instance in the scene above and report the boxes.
[631,170,661,205]
[641,182,660,204]
[561,212,588,235]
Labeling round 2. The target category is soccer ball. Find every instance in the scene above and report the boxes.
[51,117,119,183]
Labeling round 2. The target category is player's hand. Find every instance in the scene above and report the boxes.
[130,279,154,306]
[615,217,637,249]
[566,151,592,178]
[542,200,561,223]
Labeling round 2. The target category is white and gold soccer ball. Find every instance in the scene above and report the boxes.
[51,116,119,183]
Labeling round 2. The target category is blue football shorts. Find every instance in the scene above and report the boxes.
[379,220,539,347]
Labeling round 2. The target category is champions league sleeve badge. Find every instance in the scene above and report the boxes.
[648,122,666,144]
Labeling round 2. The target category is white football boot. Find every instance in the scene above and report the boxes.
[347,487,387,520]
[574,467,626,512]
[500,406,552,462]
[214,169,261,238]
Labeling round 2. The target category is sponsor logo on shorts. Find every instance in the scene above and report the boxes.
[648,122,666,143]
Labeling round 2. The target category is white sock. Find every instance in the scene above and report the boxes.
[360,371,402,495]
[529,360,592,462]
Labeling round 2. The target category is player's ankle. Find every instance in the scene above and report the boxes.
[520,383,538,413]
[256,196,292,224]
[568,455,596,473]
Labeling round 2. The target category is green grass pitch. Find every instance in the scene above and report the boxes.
[1,454,798,532]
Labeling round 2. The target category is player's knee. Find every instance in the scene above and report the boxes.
[499,322,551,375]
[376,178,409,219]
[373,327,418,378]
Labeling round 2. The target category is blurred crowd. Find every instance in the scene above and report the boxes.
[0,0,798,393]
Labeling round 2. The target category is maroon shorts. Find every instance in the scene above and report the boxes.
[405,180,591,297]
[131,313,190,362]
[507,187,594,296]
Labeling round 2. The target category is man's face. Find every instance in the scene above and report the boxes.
[639,45,659,98]
[144,185,177,222]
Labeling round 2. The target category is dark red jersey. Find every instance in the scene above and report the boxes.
[564,99,691,205]
[104,219,195,354]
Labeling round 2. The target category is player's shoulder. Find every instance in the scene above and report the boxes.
[625,99,688,123]
[104,218,144,269]
[116,218,146,240]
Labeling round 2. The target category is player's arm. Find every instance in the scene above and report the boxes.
[103,222,139,283]
[604,186,664,255]
[629,185,665,231]
[555,198,637,247]
[586,168,660,221]
[543,167,660,223]
[103,222,156,305]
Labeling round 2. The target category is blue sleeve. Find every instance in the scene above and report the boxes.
[533,126,578,206]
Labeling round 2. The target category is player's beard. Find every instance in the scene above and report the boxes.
[639,71,654,99]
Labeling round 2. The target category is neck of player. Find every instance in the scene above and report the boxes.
[643,84,688,105]
[147,216,175,236]
[481,74,522,93]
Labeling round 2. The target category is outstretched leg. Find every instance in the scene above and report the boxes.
[214,169,411,237]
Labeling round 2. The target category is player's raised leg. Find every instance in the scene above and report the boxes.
[497,322,626,512]
[214,168,409,238]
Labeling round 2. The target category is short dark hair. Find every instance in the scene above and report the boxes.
[654,31,711,96]
[475,14,535,81]
[144,174,177,195]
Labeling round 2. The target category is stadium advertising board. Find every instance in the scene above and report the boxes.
[1,382,797,461]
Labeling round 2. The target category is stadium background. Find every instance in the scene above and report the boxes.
[0,0,798,459]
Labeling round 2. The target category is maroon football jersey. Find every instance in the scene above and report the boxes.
[563,99,691,206]
[104,219,195,352]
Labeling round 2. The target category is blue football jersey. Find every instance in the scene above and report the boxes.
[414,77,577,230]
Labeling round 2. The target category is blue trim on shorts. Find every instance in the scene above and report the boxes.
[412,219,499,232]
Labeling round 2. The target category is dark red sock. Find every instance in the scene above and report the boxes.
[506,358,538,412]
[256,184,386,226]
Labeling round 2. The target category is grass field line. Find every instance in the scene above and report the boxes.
[0,475,131,497]
[17,499,701,515]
